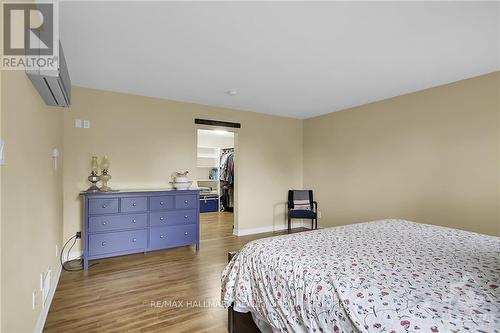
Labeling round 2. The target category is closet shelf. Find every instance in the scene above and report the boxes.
[197,154,220,158]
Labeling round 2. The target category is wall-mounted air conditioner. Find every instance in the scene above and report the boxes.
[26,42,71,107]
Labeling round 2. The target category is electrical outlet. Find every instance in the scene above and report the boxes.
[75,119,82,128]
[83,120,90,129]
[32,291,36,310]
[76,231,81,239]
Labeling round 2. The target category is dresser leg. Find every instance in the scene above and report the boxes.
[83,258,89,270]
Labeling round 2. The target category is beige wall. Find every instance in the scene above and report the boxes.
[62,87,303,249]
[497,72,500,235]
[0,51,3,333]
[1,71,64,332]
[304,72,500,236]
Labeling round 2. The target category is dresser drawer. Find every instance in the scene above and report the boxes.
[120,197,148,213]
[89,198,119,215]
[149,224,197,250]
[89,213,147,233]
[150,195,174,211]
[175,195,197,209]
[150,210,197,227]
[89,229,147,256]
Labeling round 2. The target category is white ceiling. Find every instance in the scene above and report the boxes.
[60,1,500,119]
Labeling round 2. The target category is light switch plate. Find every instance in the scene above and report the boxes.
[83,120,90,129]
[75,119,82,128]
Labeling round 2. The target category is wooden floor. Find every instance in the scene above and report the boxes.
[200,211,234,240]
[44,214,305,333]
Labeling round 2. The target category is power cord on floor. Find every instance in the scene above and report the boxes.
[60,235,81,271]
[60,233,97,271]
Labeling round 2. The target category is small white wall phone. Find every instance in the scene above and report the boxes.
[0,139,5,166]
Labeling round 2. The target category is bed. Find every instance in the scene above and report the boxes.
[221,219,500,333]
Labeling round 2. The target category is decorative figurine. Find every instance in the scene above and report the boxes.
[99,156,112,192]
[86,156,101,192]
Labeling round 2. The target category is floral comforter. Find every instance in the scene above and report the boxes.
[221,220,500,333]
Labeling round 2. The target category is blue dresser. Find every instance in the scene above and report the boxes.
[81,189,200,270]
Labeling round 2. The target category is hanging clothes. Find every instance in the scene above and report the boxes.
[220,149,235,211]
[220,150,234,185]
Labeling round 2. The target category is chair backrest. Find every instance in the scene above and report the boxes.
[288,190,313,210]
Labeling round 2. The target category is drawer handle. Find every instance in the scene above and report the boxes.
[184,200,188,204]
[160,217,165,221]
[101,241,106,246]
[184,215,188,219]
[132,203,137,207]
[132,219,137,223]
[102,204,107,208]
[184,232,188,235]
[132,238,137,243]
[160,201,164,205]
[160,235,165,239]
[102,221,107,225]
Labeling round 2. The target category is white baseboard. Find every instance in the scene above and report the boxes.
[33,250,82,333]
[235,221,308,236]
[34,264,62,333]
[65,250,83,262]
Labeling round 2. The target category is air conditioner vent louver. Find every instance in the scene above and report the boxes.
[26,42,71,107]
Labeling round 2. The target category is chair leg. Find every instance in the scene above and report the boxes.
[315,218,318,230]
[311,219,313,230]
[288,217,291,233]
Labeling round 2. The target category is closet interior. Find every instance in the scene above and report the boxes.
[196,129,235,238]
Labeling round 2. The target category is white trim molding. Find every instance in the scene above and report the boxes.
[235,221,309,237]
[65,251,83,262]
[34,264,62,333]
[34,250,83,333]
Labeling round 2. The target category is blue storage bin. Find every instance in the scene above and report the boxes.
[200,196,219,213]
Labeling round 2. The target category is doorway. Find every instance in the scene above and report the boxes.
[196,129,235,240]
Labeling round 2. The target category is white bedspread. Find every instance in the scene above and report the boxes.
[221,220,500,333]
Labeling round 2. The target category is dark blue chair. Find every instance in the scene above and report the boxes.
[287,190,318,233]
